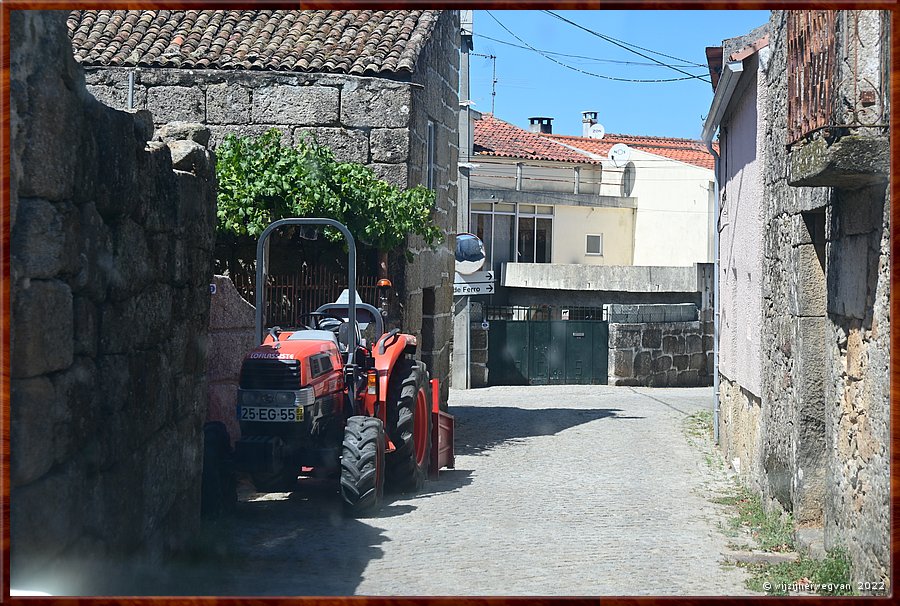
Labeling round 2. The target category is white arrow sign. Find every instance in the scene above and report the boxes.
[453,283,495,296]
[454,270,494,284]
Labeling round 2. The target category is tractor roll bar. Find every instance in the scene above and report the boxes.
[255,218,357,359]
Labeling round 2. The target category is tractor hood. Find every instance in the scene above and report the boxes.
[240,330,343,390]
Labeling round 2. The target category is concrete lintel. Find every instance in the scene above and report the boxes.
[788,134,889,189]
[471,187,636,209]
[502,263,698,292]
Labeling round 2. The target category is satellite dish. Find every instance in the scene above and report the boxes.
[588,123,605,139]
[608,143,631,168]
[455,233,486,275]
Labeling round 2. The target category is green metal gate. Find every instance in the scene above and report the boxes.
[486,307,608,386]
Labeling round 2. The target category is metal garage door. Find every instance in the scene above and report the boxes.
[486,307,608,386]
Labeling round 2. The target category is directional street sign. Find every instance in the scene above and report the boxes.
[455,270,493,284]
[453,283,494,296]
[453,270,495,296]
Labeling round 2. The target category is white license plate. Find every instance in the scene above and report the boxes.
[239,406,304,422]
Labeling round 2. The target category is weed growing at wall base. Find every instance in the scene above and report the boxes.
[744,548,854,596]
[713,486,794,552]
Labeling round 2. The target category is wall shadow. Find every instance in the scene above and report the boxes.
[451,405,644,456]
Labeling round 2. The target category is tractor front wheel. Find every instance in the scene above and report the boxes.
[340,416,385,516]
[386,360,432,493]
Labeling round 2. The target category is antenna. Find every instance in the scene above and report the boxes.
[472,52,497,114]
[588,123,605,139]
[608,143,632,168]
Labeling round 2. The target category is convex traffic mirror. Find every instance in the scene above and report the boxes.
[455,233,486,275]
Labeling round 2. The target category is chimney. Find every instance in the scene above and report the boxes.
[582,111,598,137]
[528,116,554,134]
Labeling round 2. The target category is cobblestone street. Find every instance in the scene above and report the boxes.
[76,384,752,596]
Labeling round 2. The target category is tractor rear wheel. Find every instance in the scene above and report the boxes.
[386,359,432,492]
[340,416,385,516]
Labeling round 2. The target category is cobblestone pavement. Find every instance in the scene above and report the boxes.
[89,385,754,596]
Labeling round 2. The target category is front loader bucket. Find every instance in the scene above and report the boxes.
[429,378,455,479]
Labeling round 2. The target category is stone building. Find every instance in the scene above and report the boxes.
[703,11,890,587]
[10,11,216,592]
[67,9,461,404]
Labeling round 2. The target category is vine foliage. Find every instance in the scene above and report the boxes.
[215,128,443,259]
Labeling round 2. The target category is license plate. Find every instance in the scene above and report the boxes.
[239,406,304,422]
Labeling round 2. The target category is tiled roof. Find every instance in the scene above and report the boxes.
[546,133,717,170]
[473,115,597,164]
[67,10,440,74]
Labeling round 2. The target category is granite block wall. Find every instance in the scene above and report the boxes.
[11,11,216,592]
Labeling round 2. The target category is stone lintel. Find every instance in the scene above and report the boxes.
[789,135,889,189]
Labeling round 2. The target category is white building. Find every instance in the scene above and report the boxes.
[470,112,716,307]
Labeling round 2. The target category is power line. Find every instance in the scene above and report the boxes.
[542,11,712,83]
[474,32,703,69]
[541,12,709,68]
[484,11,708,84]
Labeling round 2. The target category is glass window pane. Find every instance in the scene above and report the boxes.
[518,217,535,263]
[494,203,516,214]
[471,202,493,211]
[536,218,552,263]
[586,234,603,255]
[471,213,493,266]
[492,214,514,276]
[519,204,536,214]
[535,205,554,215]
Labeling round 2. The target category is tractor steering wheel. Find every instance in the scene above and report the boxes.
[297,311,345,332]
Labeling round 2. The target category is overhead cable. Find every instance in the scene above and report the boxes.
[541,10,712,83]
[474,32,703,68]
[485,11,708,84]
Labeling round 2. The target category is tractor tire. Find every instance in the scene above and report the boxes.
[251,467,298,493]
[201,422,237,518]
[340,416,385,516]
[385,359,432,493]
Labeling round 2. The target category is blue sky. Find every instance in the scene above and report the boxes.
[469,10,770,140]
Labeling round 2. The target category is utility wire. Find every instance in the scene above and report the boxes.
[542,10,711,83]
[542,12,709,68]
[475,32,703,68]
[485,11,708,84]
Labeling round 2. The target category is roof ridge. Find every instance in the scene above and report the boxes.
[547,132,707,145]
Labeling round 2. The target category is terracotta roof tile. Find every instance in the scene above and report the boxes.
[474,114,717,170]
[473,115,597,164]
[546,133,717,170]
[67,10,440,75]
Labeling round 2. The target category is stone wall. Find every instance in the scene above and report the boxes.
[206,275,256,444]
[752,10,890,587]
[10,11,216,592]
[608,319,713,388]
[717,376,764,490]
[80,10,460,408]
[397,10,460,407]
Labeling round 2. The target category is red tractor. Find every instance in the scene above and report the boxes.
[201,218,454,517]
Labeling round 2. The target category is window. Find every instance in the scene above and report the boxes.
[586,234,603,256]
[470,203,553,272]
[426,119,436,189]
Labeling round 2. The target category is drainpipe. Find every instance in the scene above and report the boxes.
[706,141,721,444]
[701,59,743,445]
[127,70,135,110]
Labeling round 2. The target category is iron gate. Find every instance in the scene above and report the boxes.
[485,306,608,386]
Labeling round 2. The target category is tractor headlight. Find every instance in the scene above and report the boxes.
[239,390,260,406]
